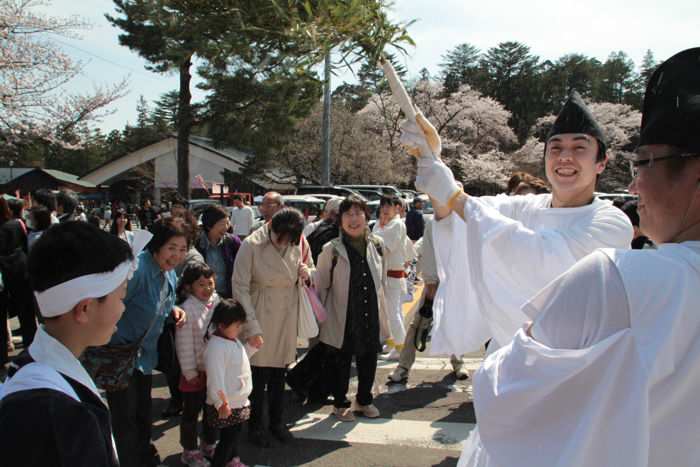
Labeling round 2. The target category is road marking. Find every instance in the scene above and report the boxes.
[376,356,483,371]
[290,412,476,451]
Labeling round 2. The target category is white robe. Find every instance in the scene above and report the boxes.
[460,242,700,467]
[431,193,633,355]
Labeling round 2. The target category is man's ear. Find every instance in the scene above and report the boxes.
[596,154,609,174]
[70,298,94,324]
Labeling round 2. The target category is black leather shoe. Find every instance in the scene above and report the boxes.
[248,429,271,448]
[161,399,182,418]
[270,424,295,444]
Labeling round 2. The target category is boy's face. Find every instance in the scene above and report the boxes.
[545,133,606,207]
[86,280,128,346]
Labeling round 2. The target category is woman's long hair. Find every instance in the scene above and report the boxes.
[109,209,132,235]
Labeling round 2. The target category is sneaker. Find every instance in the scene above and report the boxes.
[270,424,295,443]
[200,442,217,459]
[333,406,356,422]
[387,366,409,384]
[386,349,401,361]
[226,457,249,467]
[454,367,469,381]
[351,400,380,418]
[180,449,210,467]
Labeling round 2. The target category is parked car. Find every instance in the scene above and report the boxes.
[296,185,365,199]
[339,184,403,199]
[189,198,222,217]
[596,192,637,204]
[281,195,326,220]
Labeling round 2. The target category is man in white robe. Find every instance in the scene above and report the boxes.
[372,195,413,359]
[400,91,634,356]
[459,46,700,467]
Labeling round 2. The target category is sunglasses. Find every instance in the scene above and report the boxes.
[628,152,700,178]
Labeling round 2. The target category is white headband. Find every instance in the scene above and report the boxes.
[35,230,153,318]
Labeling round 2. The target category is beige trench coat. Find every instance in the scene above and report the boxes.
[314,233,389,350]
[232,224,314,368]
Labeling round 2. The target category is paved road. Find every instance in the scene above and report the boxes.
[150,352,482,467]
[6,282,484,467]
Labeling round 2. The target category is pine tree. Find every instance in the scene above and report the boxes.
[439,43,481,93]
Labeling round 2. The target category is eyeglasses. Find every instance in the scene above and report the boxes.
[628,152,700,178]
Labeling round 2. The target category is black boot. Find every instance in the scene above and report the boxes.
[270,424,294,444]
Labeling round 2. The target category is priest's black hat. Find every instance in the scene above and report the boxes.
[547,90,607,157]
[639,47,700,153]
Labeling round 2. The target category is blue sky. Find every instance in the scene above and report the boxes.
[38,0,699,133]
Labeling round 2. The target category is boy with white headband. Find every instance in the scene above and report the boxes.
[0,221,150,467]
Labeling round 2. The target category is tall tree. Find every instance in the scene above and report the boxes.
[0,0,126,157]
[439,43,482,94]
[479,41,542,142]
[108,0,413,197]
[149,90,180,132]
[596,51,636,104]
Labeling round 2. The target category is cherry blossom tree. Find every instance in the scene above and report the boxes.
[0,0,127,154]
[280,102,407,185]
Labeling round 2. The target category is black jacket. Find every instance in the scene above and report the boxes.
[0,354,119,467]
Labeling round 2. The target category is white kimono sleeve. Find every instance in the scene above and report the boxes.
[432,195,632,354]
[463,251,650,467]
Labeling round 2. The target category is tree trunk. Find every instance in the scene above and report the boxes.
[177,55,193,199]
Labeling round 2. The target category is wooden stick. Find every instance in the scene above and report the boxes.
[380,57,416,121]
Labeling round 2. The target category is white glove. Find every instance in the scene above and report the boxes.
[399,112,441,159]
[415,156,461,206]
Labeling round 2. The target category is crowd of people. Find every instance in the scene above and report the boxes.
[0,46,697,467]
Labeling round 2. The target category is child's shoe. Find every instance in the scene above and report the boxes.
[200,442,217,459]
[180,449,210,467]
[226,457,248,467]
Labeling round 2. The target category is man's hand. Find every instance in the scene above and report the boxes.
[247,335,264,349]
[415,157,461,206]
[172,306,186,328]
[399,112,441,159]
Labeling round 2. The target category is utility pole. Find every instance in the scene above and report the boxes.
[321,51,332,186]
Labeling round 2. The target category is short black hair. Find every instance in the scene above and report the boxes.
[29,221,133,292]
[379,195,401,207]
[270,207,304,245]
[30,206,52,231]
[6,198,24,218]
[56,190,78,215]
[231,194,242,202]
[621,200,640,227]
[205,299,247,340]
[339,194,371,220]
[147,217,189,254]
[33,189,57,211]
[171,194,188,208]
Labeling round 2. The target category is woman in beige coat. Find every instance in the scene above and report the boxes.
[232,208,313,447]
[314,195,388,422]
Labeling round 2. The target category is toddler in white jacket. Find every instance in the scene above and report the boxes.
[204,299,255,467]
[175,262,220,467]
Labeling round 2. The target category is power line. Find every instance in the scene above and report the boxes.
[50,36,167,82]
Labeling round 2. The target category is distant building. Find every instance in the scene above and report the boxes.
[80,135,300,203]
[0,167,99,195]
